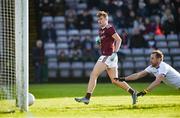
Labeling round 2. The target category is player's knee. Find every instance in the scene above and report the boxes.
[111,78,119,84]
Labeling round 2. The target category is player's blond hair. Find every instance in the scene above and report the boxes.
[97,11,108,19]
[151,50,164,61]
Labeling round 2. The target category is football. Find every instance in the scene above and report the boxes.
[28,93,35,106]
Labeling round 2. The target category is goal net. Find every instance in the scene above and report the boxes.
[0,0,28,112]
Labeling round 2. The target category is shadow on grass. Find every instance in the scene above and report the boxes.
[62,104,180,112]
[0,110,15,114]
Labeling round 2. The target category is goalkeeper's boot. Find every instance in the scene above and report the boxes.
[74,97,89,105]
[131,91,137,105]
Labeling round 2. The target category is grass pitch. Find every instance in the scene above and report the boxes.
[0,83,180,118]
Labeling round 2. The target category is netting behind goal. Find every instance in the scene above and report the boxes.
[0,0,28,112]
[0,0,16,113]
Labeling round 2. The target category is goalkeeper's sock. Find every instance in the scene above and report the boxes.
[127,88,135,95]
[85,93,91,99]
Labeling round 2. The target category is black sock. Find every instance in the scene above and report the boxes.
[128,88,135,95]
[85,93,91,99]
[114,78,126,82]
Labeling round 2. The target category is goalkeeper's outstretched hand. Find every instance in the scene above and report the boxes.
[137,89,148,97]
[118,77,126,81]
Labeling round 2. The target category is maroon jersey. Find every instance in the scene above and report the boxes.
[99,24,116,56]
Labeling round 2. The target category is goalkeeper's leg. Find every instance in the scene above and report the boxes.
[75,61,106,104]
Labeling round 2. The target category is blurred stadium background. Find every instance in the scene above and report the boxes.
[29,0,180,83]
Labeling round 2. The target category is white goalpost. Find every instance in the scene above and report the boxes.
[0,0,28,112]
[15,0,29,112]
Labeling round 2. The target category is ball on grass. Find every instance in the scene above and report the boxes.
[28,93,35,106]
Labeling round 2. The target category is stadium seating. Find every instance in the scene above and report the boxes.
[172,56,180,68]
[80,29,91,36]
[166,34,178,41]
[159,48,169,56]
[71,62,84,77]
[45,49,56,58]
[173,61,180,69]
[84,62,95,77]
[67,30,79,36]
[56,30,67,36]
[92,29,99,36]
[154,35,166,41]
[44,42,56,50]
[48,59,58,78]
[131,48,144,56]
[56,43,68,50]
[167,41,179,48]
[56,36,68,43]
[134,61,147,72]
[54,23,66,30]
[120,49,131,56]
[41,16,53,23]
[54,16,65,23]
[170,49,180,56]
[156,41,168,48]
[144,48,154,56]
[40,1,180,79]
[122,61,134,76]
[59,62,71,78]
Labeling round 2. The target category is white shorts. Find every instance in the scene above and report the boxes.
[97,54,118,68]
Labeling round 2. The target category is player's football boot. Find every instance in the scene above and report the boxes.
[74,97,89,105]
[131,91,137,105]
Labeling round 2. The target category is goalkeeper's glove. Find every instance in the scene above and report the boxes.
[137,89,148,97]
[119,77,126,82]
[95,36,101,45]
[110,52,117,61]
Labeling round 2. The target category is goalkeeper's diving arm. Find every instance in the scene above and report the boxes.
[125,70,149,81]
[145,74,165,92]
[137,74,165,96]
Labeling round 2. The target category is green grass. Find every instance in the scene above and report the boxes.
[0,83,180,118]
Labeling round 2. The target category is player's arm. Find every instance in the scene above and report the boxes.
[137,74,165,96]
[146,74,165,91]
[125,70,149,81]
[109,33,122,61]
[112,33,122,52]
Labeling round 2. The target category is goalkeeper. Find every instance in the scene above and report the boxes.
[117,50,180,97]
